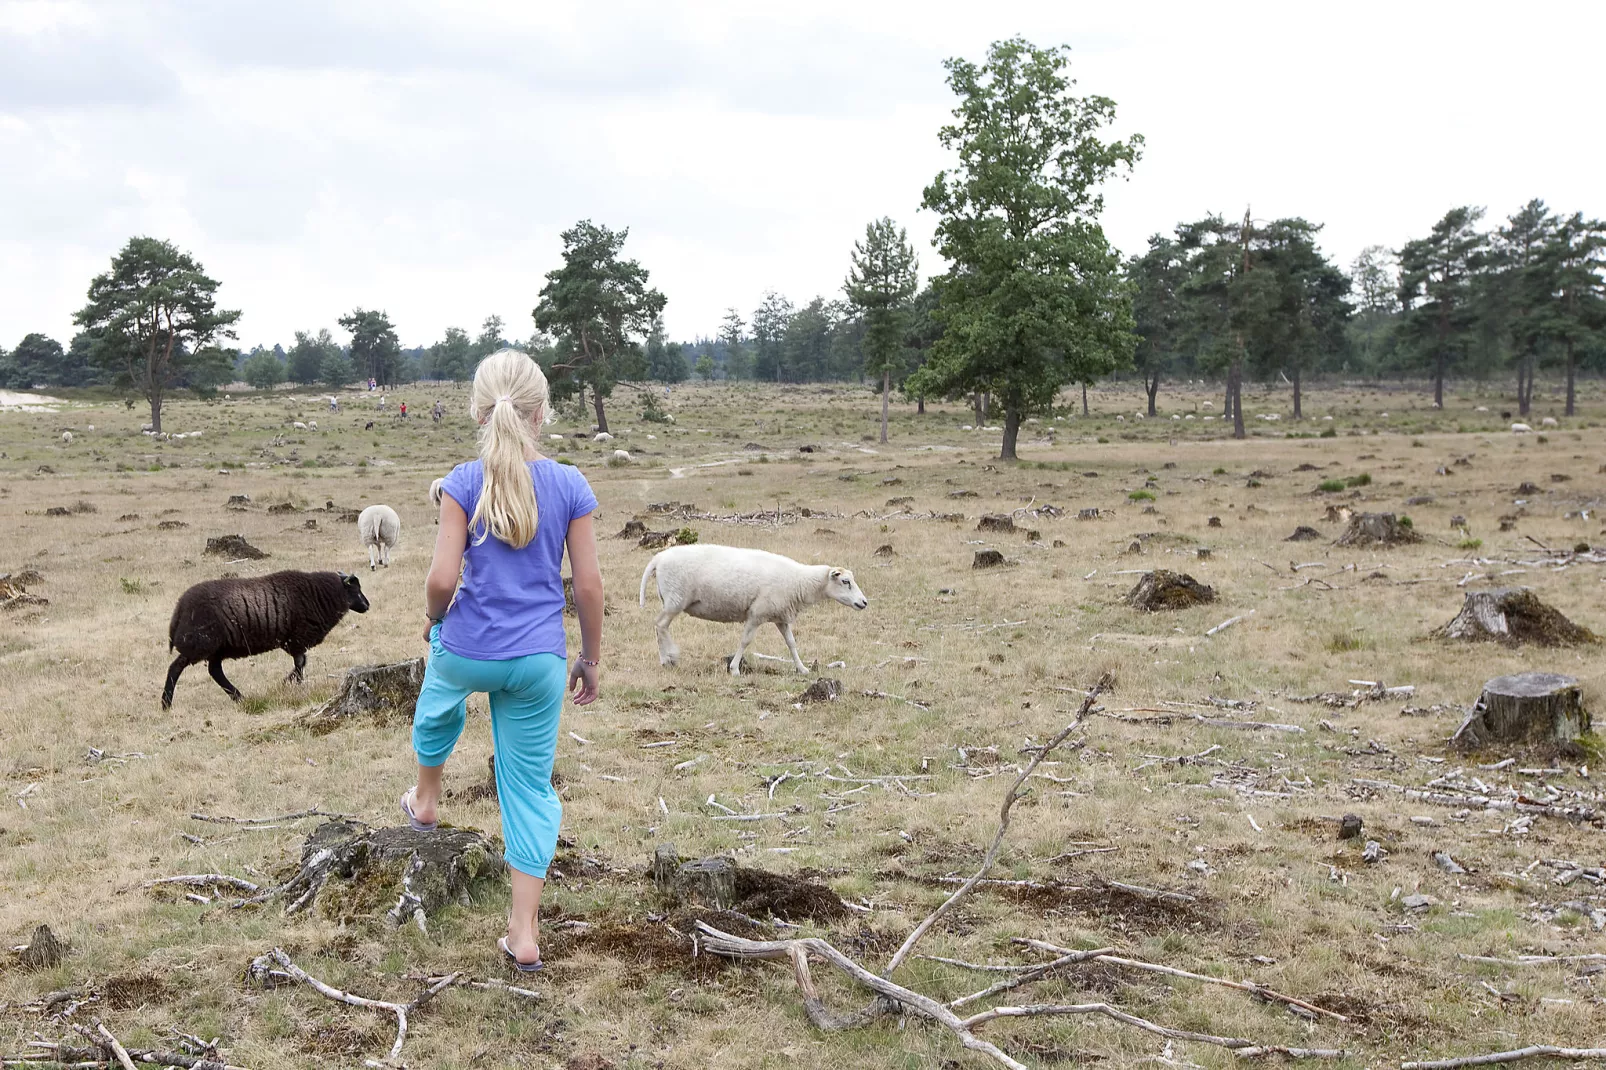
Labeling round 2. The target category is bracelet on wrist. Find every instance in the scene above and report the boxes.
[578,656,599,667]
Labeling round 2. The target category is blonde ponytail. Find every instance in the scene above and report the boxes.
[466,349,550,549]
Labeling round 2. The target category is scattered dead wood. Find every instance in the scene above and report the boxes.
[1125,570,1215,611]
[247,947,460,1068]
[202,535,268,559]
[1401,1046,1606,1069]
[1433,589,1598,647]
[1334,512,1421,547]
[300,659,425,731]
[1091,709,1305,734]
[15,1036,248,1070]
[1452,673,1590,749]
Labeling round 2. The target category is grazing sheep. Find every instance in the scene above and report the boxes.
[594,431,614,442]
[640,544,868,676]
[86,424,94,431]
[428,477,445,508]
[613,449,631,461]
[60,431,72,445]
[1541,416,1558,427]
[308,419,318,430]
[162,570,370,709]
[1511,422,1533,433]
[292,421,307,430]
[358,504,401,570]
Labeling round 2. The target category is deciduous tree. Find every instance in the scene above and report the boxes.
[338,309,403,388]
[74,237,240,432]
[242,348,285,389]
[913,37,1142,460]
[287,328,340,385]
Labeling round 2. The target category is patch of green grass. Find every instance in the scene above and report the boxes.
[118,577,146,595]
[1399,515,1413,528]
[1128,490,1155,501]
[1344,473,1371,487]
[1317,479,1346,493]
[1326,629,1368,653]
[1212,467,1227,475]
[1457,537,1483,550]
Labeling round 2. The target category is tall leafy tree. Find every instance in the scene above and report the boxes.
[902,283,943,413]
[318,345,354,387]
[533,220,666,432]
[1489,200,1561,416]
[1551,212,1606,417]
[241,347,285,389]
[287,328,340,385]
[783,298,833,381]
[751,291,794,382]
[694,352,714,380]
[339,308,403,388]
[1127,236,1188,416]
[427,326,475,381]
[912,37,1142,460]
[718,309,747,380]
[2,333,65,389]
[475,315,506,357]
[1250,219,1351,418]
[845,217,919,443]
[74,237,240,432]
[1397,207,1488,409]
[1348,245,1398,375]
[1175,214,1253,437]
[644,319,687,382]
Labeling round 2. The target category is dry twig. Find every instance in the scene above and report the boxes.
[1401,1047,1606,1069]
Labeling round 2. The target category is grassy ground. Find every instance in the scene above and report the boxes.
[1,378,1602,1069]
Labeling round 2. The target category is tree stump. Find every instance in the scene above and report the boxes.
[17,924,64,969]
[972,549,1007,569]
[1334,512,1421,547]
[203,534,268,559]
[300,658,426,732]
[796,678,842,704]
[1125,570,1215,611]
[977,514,1016,534]
[616,519,646,539]
[1452,673,1591,750]
[1285,526,1321,542]
[1433,588,1598,646]
[648,845,847,921]
[279,819,505,925]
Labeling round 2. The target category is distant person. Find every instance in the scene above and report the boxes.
[400,401,408,417]
[378,395,386,411]
[403,348,602,972]
[433,400,445,424]
[328,396,339,413]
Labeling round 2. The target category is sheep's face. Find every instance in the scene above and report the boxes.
[341,573,371,613]
[828,569,868,610]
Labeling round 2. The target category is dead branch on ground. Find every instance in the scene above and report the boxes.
[188,808,354,826]
[1401,1047,1606,1069]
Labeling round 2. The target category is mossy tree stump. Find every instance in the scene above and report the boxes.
[300,658,425,731]
[1334,512,1420,547]
[1126,570,1215,611]
[1433,588,1598,646]
[1452,673,1591,750]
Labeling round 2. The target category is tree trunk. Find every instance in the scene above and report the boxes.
[1145,372,1158,417]
[879,369,889,444]
[1565,340,1576,417]
[972,392,983,426]
[1230,361,1245,440]
[149,394,162,434]
[1081,382,1089,417]
[1292,365,1302,420]
[916,392,925,415]
[1433,346,1445,409]
[1452,672,1590,750]
[592,386,609,434]
[999,406,1020,461]
[981,393,990,424]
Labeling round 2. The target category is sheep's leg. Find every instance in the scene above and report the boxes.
[368,544,378,571]
[777,620,809,674]
[286,649,307,684]
[655,608,681,667]
[207,658,243,702]
[729,617,761,676]
[161,655,190,710]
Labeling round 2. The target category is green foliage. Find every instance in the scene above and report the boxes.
[1127,489,1155,501]
[718,309,748,379]
[1398,515,1414,528]
[318,347,354,388]
[426,326,475,381]
[912,37,1142,459]
[1319,427,1337,438]
[533,220,666,430]
[1457,537,1483,550]
[1345,473,1371,487]
[1317,478,1346,493]
[338,308,403,386]
[846,216,919,440]
[694,353,715,380]
[241,349,285,390]
[287,328,341,386]
[750,291,793,382]
[1397,207,1487,407]
[119,577,147,595]
[643,320,687,383]
[639,390,673,423]
[74,236,241,432]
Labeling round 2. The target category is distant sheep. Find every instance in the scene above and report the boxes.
[1511,422,1533,433]
[162,570,370,709]
[428,477,445,508]
[613,449,631,461]
[293,421,307,430]
[640,544,867,676]
[594,431,614,442]
[1541,416,1558,427]
[308,419,318,430]
[358,504,401,570]
[60,431,72,445]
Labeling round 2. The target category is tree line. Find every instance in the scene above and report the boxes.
[8,38,1603,450]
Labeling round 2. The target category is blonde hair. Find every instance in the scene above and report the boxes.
[466,348,549,549]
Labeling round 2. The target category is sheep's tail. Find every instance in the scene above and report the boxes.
[639,555,659,607]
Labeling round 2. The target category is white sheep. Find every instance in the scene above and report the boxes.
[308,419,318,430]
[594,431,614,442]
[640,544,867,676]
[357,504,401,570]
[613,449,631,461]
[60,431,72,444]
[86,424,94,431]
[428,477,445,508]
[1511,422,1533,433]
[1541,416,1558,427]
[293,421,307,430]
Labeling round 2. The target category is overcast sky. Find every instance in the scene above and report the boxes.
[4,0,1604,352]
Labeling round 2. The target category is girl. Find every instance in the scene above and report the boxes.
[403,348,603,971]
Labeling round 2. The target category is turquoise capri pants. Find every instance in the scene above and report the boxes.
[413,625,566,879]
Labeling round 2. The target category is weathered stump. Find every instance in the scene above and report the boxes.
[1432,588,1597,647]
[616,519,646,539]
[796,678,842,704]
[17,924,64,969]
[977,514,1016,534]
[1452,673,1591,750]
[300,658,426,732]
[203,534,268,559]
[1334,512,1421,547]
[972,549,1007,569]
[1126,570,1215,611]
[1322,504,1353,523]
[279,819,504,926]
[873,544,894,557]
[1285,526,1321,542]
[648,845,847,921]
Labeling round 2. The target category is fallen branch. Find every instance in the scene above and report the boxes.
[1401,1046,1606,1069]
[1091,709,1305,734]
[1205,611,1254,637]
[1016,938,1348,1022]
[247,948,458,1067]
[1458,953,1606,967]
[94,1021,138,1070]
[885,673,1112,975]
[17,1041,247,1069]
[142,874,261,894]
[188,808,353,826]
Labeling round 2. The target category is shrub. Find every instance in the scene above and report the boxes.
[1212,467,1227,475]
[555,455,575,466]
[1457,537,1483,550]
[119,578,146,595]
[640,392,673,424]
[1317,479,1346,493]
[1128,490,1155,501]
[1319,427,1337,438]
[1344,473,1371,488]
[1399,515,1413,528]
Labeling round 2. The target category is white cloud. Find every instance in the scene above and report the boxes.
[3,0,1603,351]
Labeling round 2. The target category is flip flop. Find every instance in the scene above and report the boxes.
[499,936,544,973]
[400,789,438,832]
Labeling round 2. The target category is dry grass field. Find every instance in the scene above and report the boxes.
[1,377,1602,1070]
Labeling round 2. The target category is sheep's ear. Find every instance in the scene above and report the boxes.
[829,568,842,579]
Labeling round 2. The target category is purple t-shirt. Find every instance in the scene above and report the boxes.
[438,458,598,660]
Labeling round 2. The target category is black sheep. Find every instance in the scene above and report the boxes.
[162,570,370,709]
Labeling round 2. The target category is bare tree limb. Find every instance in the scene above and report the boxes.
[142,874,261,894]
[92,1021,137,1070]
[1401,1047,1606,1069]
[884,673,1111,976]
[188,808,354,826]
